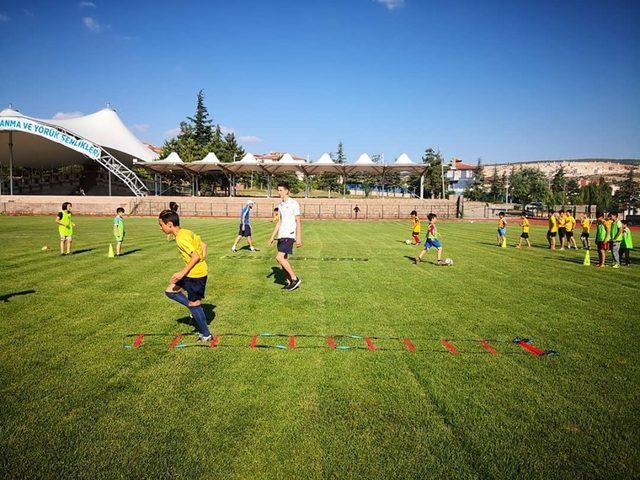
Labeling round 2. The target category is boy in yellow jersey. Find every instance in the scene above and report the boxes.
[272,207,280,223]
[546,209,558,250]
[564,209,577,249]
[516,213,531,249]
[557,209,567,250]
[497,211,507,246]
[55,201,75,255]
[410,210,421,244]
[158,209,212,341]
[580,212,591,249]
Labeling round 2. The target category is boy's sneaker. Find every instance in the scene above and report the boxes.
[197,334,212,342]
[231,246,237,252]
[282,282,291,289]
[286,277,301,291]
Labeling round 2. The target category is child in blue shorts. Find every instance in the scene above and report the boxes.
[415,213,443,265]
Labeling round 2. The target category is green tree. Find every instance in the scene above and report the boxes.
[580,177,612,212]
[420,148,447,198]
[614,168,639,211]
[335,141,346,164]
[551,167,567,205]
[188,89,213,146]
[508,167,551,206]
[566,178,580,204]
[220,132,245,163]
[489,166,502,201]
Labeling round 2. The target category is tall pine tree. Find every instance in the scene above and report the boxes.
[188,89,213,146]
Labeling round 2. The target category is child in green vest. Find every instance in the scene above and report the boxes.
[55,202,75,256]
[609,212,623,269]
[595,212,609,268]
[620,220,633,266]
[113,207,125,256]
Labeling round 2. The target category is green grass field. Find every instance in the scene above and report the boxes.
[0,215,638,479]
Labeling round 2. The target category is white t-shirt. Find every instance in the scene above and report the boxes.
[278,198,300,239]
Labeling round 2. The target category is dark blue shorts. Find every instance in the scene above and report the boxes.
[176,275,207,302]
[238,225,252,237]
[277,238,294,255]
[424,238,441,249]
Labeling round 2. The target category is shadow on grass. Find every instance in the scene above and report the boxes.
[0,289,36,303]
[119,248,142,257]
[176,303,217,329]
[267,266,288,286]
[71,248,94,255]
[550,256,591,266]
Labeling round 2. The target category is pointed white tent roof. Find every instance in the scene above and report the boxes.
[394,153,413,165]
[158,151,183,163]
[316,153,335,164]
[199,152,220,163]
[278,153,299,164]
[45,108,158,162]
[239,152,258,163]
[182,152,226,174]
[355,153,374,165]
[0,107,25,117]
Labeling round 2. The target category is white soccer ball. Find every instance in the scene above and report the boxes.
[444,258,453,266]
[405,239,412,245]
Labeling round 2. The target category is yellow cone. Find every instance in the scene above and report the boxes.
[108,244,115,258]
[583,250,590,266]
[501,238,507,249]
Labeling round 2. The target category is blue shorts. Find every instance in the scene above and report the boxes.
[498,228,506,236]
[424,238,441,249]
[238,225,252,237]
[176,275,207,302]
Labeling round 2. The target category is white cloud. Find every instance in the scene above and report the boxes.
[239,135,262,143]
[164,127,181,138]
[52,111,84,119]
[0,13,9,22]
[82,16,108,32]
[219,125,234,135]
[375,0,405,10]
[132,124,150,133]
[79,1,96,7]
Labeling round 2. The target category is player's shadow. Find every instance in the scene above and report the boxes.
[176,303,217,329]
[71,248,94,255]
[0,289,36,303]
[551,256,586,265]
[267,266,288,286]
[119,248,142,257]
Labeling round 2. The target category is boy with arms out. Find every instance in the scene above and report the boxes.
[415,213,443,265]
[55,201,75,255]
[158,209,212,341]
[497,212,507,246]
[410,210,421,245]
[113,207,125,256]
[232,200,257,253]
[268,182,302,291]
[516,213,531,249]
[580,212,591,250]
[564,209,578,249]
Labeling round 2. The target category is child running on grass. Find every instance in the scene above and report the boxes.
[620,220,633,266]
[580,212,591,250]
[595,212,610,268]
[410,210,421,245]
[113,207,125,256]
[415,213,443,265]
[547,209,558,250]
[516,213,531,249]
[497,212,507,246]
[268,182,302,291]
[158,209,212,342]
[55,201,75,256]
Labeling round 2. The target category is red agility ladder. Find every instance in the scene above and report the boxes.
[441,339,459,355]
[133,334,145,349]
[327,337,336,350]
[250,335,258,349]
[364,337,376,351]
[288,336,296,350]
[403,338,416,352]
[209,335,221,348]
[517,340,545,356]
[480,340,498,356]
[168,335,183,350]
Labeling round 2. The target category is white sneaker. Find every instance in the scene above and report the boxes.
[197,334,212,342]
[231,246,237,252]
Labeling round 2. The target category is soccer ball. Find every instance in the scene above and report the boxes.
[443,258,453,266]
[405,239,412,245]
[41,245,50,251]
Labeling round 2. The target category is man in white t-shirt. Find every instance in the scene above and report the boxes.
[268,182,302,291]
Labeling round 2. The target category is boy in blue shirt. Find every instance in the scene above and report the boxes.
[232,200,257,253]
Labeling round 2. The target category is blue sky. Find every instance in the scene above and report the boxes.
[1,0,639,163]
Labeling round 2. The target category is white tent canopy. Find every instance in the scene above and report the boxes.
[182,152,226,174]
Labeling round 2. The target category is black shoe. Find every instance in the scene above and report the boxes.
[282,282,291,289]
[286,278,301,291]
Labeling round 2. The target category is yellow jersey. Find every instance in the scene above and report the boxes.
[558,215,566,227]
[498,218,506,229]
[412,217,421,233]
[565,215,575,232]
[548,215,558,233]
[603,219,613,236]
[521,218,530,233]
[175,228,207,278]
[581,218,591,233]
